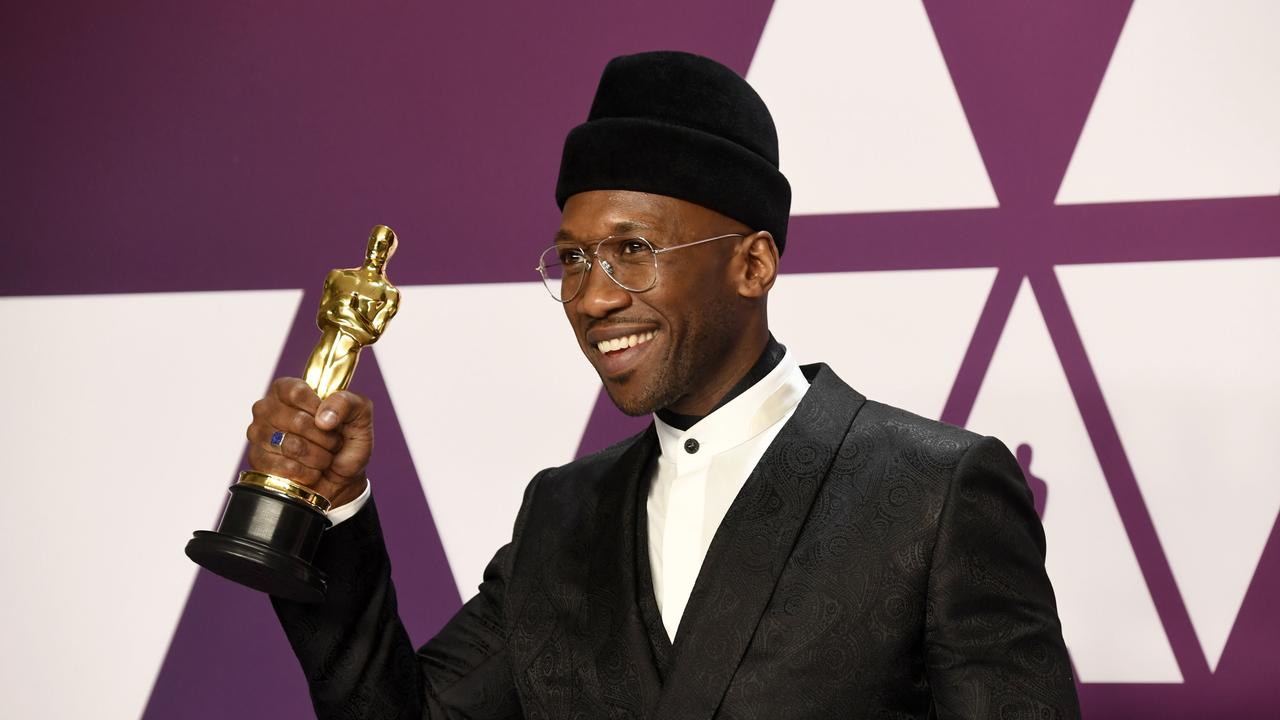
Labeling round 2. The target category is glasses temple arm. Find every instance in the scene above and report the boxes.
[652,233,745,254]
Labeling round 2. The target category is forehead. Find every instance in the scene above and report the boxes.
[556,190,691,243]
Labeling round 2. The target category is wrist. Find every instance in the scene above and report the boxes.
[328,476,368,509]
[325,478,371,528]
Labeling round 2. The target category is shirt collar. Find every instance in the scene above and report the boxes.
[653,348,809,464]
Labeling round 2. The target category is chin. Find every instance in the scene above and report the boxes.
[601,383,656,417]
[601,370,685,416]
[592,343,684,416]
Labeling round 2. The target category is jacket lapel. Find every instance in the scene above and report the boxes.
[578,426,666,717]
[653,364,866,719]
[513,427,666,718]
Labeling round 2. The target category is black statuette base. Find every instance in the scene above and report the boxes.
[186,483,331,603]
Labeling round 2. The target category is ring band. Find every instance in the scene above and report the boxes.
[270,430,288,451]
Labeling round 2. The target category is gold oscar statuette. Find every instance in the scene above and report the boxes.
[186,225,401,602]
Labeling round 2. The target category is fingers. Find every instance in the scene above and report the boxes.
[243,380,375,498]
[246,422,334,471]
[244,377,339,486]
[271,377,321,413]
[246,442,322,486]
[252,396,342,453]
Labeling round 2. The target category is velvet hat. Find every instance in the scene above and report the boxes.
[555,50,791,253]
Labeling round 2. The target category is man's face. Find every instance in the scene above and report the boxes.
[556,190,751,416]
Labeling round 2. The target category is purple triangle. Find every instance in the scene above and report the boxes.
[923,0,1134,203]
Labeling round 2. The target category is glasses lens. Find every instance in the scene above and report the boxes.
[539,245,587,302]
[596,237,656,292]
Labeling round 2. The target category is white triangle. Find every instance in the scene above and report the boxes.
[770,268,995,419]
[1057,1,1280,204]
[1058,258,1280,671]
[373,282,602,599]
[967,279,1182,682]
[0,290,302,719]
[746,0,998,214]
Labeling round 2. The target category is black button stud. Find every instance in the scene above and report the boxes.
[684,438,700,454]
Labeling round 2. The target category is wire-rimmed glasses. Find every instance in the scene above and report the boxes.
[536,233,744,302]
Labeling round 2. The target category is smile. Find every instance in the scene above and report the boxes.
[596,330,657,355]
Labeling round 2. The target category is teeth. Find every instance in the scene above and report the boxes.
[596,330,655,354]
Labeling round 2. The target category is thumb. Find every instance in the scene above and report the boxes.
[320,391,374,479]
[315,390,370,431]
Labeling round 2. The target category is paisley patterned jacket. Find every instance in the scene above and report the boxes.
[274,363,1080,719]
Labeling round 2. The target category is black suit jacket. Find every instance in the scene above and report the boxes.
[274,364,1080,718]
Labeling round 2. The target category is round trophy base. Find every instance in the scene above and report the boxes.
[187,530,326,603]
[185,476,332,603]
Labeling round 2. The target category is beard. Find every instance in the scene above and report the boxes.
[601,294,741,416]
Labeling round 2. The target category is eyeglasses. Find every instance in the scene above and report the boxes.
[536,233,744,303]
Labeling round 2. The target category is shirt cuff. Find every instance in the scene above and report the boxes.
[325,478,371,527]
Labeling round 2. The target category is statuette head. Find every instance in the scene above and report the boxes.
[365,225,398,268]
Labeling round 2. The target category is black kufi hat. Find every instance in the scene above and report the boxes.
[555,51,791,253]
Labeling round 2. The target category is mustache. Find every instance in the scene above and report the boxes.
[584,317,657,332]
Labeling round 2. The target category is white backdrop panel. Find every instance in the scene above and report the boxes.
[747,0,998,214]
[0,290,301,720]
[1057,0,1280,204]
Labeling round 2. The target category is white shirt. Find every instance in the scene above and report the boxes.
[647,350,810,640]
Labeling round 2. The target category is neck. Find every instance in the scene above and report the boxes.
[656,332,784,431]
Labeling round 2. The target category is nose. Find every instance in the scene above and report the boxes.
[575,257,631,317]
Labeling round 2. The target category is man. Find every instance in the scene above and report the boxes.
[249,51,1080,718]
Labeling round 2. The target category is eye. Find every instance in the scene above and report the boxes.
[558,247,587,265]
[620,239,649,255]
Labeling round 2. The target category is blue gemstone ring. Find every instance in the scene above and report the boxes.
[269,431,288,451]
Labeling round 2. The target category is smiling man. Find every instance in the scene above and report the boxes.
[257,51,1080,718]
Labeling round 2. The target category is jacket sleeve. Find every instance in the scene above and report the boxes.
[272,473,544,720]
[923,436,1081,719]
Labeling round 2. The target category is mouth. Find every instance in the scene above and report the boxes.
[594,330,657,355]
[588,329,659,378]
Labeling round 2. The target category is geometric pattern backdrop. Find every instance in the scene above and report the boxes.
[2,1,1276,717]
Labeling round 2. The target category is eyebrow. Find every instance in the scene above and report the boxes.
[554,220,655,245]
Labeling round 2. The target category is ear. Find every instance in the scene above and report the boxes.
[735,231,779,299]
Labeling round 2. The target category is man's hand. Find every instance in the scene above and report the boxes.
[245,377,374,509]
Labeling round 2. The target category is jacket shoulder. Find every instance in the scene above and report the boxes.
[802,362,983,459]
[842,395,989,476]
[855,398,978,442]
